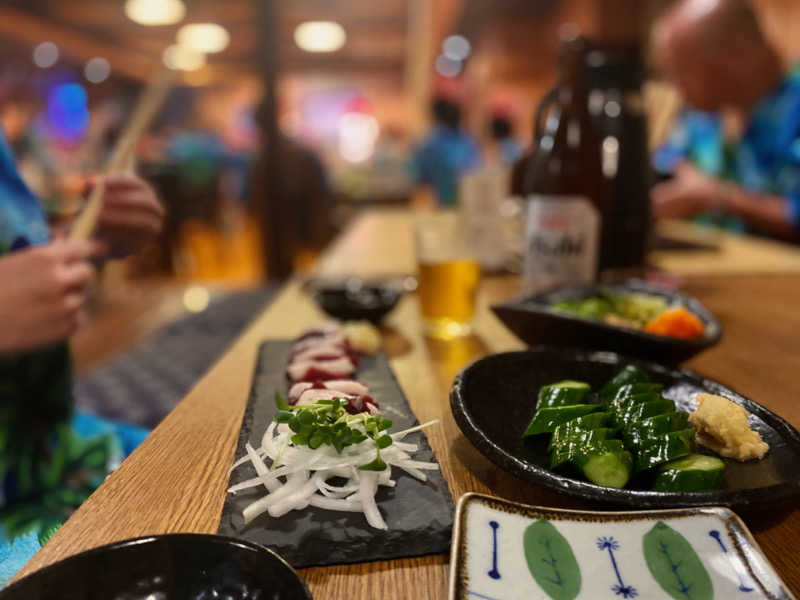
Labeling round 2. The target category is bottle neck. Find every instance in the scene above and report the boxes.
[558,49,589,114]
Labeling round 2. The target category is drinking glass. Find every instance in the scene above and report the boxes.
[415,212,481,339]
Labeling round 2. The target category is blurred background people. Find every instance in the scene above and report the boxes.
[250,101,335,280]
[411,97,481,207]
[485,111,522,168]
[651,0,800,240]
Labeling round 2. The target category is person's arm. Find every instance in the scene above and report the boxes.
[716,180,798,240]
[651,162,798,240]
[85,173,165,258]
[0,239,103,353]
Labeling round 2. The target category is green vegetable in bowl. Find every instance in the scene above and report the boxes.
[522,366,726,492]
[550,289,670,328]
[550,297,614,320]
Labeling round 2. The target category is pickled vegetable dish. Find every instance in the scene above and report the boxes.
[550,290,706,340]
[522,365,725,492]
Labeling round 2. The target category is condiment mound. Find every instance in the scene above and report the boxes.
[689,393,770,461]
[218,340,454,568]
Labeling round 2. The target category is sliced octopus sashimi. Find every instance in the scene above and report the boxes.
[292,388,379,415]
[291,340,349,363]
[287,356,356,382]
[288,379,370,404]
[295,388,357,406]
[323,380,369,397]
[291,332,348,356]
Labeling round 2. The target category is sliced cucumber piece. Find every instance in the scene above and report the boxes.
[537,381,591,410]
[610,391,663,415]
[549,429,614,468]
[599,365,650,400]
[618,398,676,427]
[549,422,615,452]
[622,412,689,448]
[610,382,664,403]
[547,413,612,449]
[523,404,603,437]
[634,429,693,472]
[574,441,633,488]
[652,454,725,492]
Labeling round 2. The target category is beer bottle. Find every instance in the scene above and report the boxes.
[584,40,651,274]
[513,35,610,293]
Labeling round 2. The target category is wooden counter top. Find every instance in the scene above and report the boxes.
[16,211,800,598]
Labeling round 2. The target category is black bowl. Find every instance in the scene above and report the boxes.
[311,279,403,324]
[491,280,721,364]
[0,534,312,600]
[450,347,800,510]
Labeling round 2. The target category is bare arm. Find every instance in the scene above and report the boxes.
[651,162,799,240]
[716,181,798,240]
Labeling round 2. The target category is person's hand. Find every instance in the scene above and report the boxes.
[0,239,105,353]
[651,162,719,219]
[86,173,164,258]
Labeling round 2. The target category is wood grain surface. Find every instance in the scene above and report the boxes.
[15,212,800,599]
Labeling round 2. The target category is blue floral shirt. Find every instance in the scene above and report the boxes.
[654,66,800,232]
[412,125,481,206]
[0,132,49,252]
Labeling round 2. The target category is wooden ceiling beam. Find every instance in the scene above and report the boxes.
[0,5,158,82]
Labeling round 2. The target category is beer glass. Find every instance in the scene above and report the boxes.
[415,212,481,339]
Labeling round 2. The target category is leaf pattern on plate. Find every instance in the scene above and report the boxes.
[523,519,581,600]
[643,521,713,600]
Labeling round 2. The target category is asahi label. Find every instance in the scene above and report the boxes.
[523,195,599,292]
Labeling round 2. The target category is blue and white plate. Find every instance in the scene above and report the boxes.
[449,493,795,600]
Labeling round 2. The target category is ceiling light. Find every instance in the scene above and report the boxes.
[125,0,185,26]
[84,57,111,84]
[442,35,470,61]
[33,42,59,69]
[163,44,206,71]
[435,54,462,78]
[294,21,346,53]
[177,23,230,54]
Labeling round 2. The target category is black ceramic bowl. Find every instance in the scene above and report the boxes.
[450,347,800,510]
[491,280,721,364]
[310,279,403,324]
[0,534,312,600]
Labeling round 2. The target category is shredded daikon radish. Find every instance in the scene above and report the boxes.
[309,495,363,512]
[229,418,440,529]
[391,420,439,441]
[358,471,386,530]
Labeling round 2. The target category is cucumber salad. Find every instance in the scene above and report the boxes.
[522,365,727,492]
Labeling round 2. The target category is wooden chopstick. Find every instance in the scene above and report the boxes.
[69,68,176,240]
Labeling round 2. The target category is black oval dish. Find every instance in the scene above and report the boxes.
[0,534,312,600]
[491,280,721,364]
[450,347,800,510]
[311,279,403,324]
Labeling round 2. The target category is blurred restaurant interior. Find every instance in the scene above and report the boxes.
[2,0,800,596]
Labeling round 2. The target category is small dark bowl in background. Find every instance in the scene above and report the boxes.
[492,280,721,364]
[0,534,312,600]
[310,278,403,324]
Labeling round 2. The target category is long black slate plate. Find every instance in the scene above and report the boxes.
[218,341,454,568]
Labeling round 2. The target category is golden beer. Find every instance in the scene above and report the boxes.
[418,258,480,338]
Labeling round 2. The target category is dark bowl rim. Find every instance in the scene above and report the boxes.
[491,280,723,350]
[0,533,312,599]
[311,284,404,317]
[450,347,800,509]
